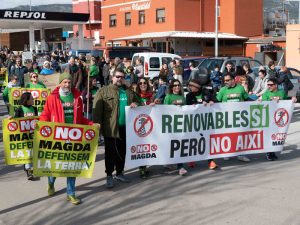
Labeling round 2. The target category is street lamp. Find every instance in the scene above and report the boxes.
[215,0,218,57]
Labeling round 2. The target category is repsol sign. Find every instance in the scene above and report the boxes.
[3,11,46,20]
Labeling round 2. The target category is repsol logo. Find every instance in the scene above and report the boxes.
[4,11,46,20]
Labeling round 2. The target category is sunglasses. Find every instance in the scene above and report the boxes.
[173,84,180,87]
[32,76,38,78]
[115,76,124,79]
[267,83,275,86]
[139,82,147,85]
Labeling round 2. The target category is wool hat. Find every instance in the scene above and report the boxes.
[59,72,72,83]
[188,79,201,89]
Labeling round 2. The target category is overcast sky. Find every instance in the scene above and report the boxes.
[0,0,71,9]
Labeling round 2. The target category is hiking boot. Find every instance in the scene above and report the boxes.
[115,173,131,183]
[237,155,251,162]
[208,160,218,170]
[179,167,188,176]
[67,195,81,205]
[106,176,114,188]
[47,184,55,196]
[188,162,196,168]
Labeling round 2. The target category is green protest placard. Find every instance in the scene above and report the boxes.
[33,121,99,178]
[3,117,39,165]
[8,88,50,116]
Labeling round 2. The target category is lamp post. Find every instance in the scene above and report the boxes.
[215,0,219,57]
[29,0,32,11]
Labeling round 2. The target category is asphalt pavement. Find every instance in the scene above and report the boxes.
[1,98,300,225]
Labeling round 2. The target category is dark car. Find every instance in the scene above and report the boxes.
[253,66,300,99]
[180,57,206,82]
[197,57,263,74]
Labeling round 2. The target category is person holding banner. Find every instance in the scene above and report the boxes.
[93,68,140,188]
[164,79,188,176]
[39,72,95,205]
[186,79,218,170]
[216,73,251,162]
[25,72,46,89]
[135,77,156,178]
[14,92,38,180]
[3,75,20,112]
[261,78,297,161]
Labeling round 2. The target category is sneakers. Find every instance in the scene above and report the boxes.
[106,176,114,188]
[67,195,81,205]
[115,173,131,183]
[179,167,188,176]
[237,155,251,162]
[47,184,55,196]
[26,169,34,181]
[266,152,278,161]
[139,167,149,179]
[208,160,218,170]
[188,162,196,168]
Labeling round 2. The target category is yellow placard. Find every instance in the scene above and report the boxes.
[33,121,99,178]
[8,88,51,116]
[3,117,39,165]
[0,68,8,87]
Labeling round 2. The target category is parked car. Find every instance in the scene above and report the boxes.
[253,66,300,99]
[131,52,181,80]
[180,57,206,81]
[197,57,263,74]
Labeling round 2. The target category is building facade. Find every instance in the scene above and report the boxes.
[97,0,263,56]
[72,0,102,46]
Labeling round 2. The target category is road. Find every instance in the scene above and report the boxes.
[1,101,300,225]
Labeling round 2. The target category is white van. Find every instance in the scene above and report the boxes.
[131,52,181,80]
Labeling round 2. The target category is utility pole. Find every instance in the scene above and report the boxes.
[29,0,32,11]
[88,0,92,38]
[215,0,219,57]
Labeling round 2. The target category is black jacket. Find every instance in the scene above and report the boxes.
[186,87,216,105]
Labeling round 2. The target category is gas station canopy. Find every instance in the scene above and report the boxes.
[0,9,90,50]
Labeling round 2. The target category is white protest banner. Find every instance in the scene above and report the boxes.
[22,51,33,65]
[125,100,294,169]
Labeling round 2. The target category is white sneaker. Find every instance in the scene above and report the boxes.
[237,155,251,162]
[179,167,188,176]
[223,157,231,161]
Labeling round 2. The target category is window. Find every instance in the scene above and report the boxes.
[109,14,117,27]
[150,57,160,68]
[139,10,145,24]
[156,8,165,23]
[125,12,131,26]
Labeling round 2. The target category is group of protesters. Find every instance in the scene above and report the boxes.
[1,46,297,205]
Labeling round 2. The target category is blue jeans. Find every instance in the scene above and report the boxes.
[48,177,76,196]
[24,163,32,170]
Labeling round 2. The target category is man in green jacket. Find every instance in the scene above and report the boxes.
[93,68,140,188]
